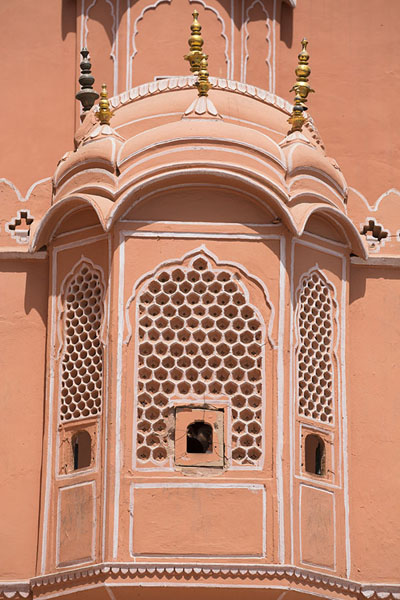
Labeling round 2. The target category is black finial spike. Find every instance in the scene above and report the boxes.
[75,48,99,112]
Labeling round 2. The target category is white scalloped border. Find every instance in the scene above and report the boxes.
[1,563,397,598]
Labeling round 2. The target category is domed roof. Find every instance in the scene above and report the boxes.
[32,77,366,257]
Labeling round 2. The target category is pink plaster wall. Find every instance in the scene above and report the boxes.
[0,0,399,595]
[0,261,48,577]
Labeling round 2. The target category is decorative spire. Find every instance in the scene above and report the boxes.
[196,54,212,97]
[184,10,204,74]
[184,10,212,97]
[288,38,314,133]
[75,48,99,112]
[96,84,114,125]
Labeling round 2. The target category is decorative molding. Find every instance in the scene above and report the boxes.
[241,0,272,90]
[5,209,34,244]
[22,562,400,597]
[131,252,267,469]
[0,176,51,203]
[294,267,339,426]
[108,75,325,146]
[348,186,400,213]
[109,74,293,113]
[359,217,389,254]
[128,0,172,90]
[81,0,119,96]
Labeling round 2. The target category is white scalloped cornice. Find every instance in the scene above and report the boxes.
[105,76,324,150]
[0,563,393,599]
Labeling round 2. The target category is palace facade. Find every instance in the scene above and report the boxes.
[1,1,399,599]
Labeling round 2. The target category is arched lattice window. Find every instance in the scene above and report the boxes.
[296,270,336,424]
[59,260,105,421]
[135,255,265,467]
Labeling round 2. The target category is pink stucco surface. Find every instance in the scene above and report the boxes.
[0,1,399,599]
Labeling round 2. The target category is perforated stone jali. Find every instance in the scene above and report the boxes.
[136,256,264,467]
[60,262,104,421]
[297,271,334,424]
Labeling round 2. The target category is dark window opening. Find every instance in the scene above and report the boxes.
[305,434,325,476]
[72,431,92,470]
[186,421,212,454]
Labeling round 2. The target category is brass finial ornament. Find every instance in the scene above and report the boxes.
[76,48,99,112]
[96,84,114,125]
[288,38,314,133]
[184,10,212,97]
[196,54,212,97]
[184,10,204,74]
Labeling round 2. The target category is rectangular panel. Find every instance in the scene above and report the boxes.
[57,481,96,567]
[300,484,335,570]
[131,483,266,557]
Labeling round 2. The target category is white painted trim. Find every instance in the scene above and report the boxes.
[112,230,125,558]
[128,246,272,470]
[340,259,351,577]
[272,0,276,94]
[53,223,103,241]
[302,230,349,249]
[118,180,278,222]
[0,176,51,203]
[101,234,112,561]
[40,234,108,574]
[40,250,57,574]
[82,0,119,96]
[293,265,339,428]
[289,237,350,575]
[119,218,281,227]
[241,0,272,92]
[106,167,297,235]
[118,136,286,172]
[128,0,172,90]
[276,236,286,563]
[348,185,400,212]
[107,75,293,114]
[114,111,182,131]
[230,0,235,80]
[124,241,277,349]
[31,561,400,595]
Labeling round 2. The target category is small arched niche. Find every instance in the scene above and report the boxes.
[71,431,92,470]
[304,433,325,476]
[186,421,213,454]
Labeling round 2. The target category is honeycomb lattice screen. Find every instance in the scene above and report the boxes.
[135,256,265,467]
[60,261,104,421]
[296,270,335,424]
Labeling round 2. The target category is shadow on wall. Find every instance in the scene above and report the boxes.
[349,265,400,305]
[61,0,77,41]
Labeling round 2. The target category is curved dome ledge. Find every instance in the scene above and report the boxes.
[293,202,367,258]
[54,136,122,190]
[30,194,112,252]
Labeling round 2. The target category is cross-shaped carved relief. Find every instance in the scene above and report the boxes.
[6,210,34,244]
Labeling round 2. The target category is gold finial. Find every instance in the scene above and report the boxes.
[184,10,204,74]
[288,38,314,133]
[184,10,212,97]
[96,83,114,125]
[196,54,212,97]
